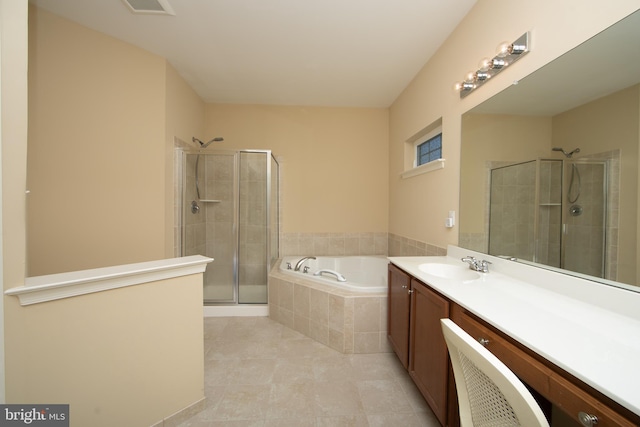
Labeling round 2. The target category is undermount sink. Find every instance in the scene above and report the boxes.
[418,263,480,281]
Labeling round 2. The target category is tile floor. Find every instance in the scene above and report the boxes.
[177,316,441,426]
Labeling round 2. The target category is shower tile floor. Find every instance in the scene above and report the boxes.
[177,316,441,427]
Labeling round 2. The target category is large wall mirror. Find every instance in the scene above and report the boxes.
[460,9,640,292]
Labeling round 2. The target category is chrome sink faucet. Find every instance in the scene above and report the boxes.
[294,256,316,272]
[461,256,492,273]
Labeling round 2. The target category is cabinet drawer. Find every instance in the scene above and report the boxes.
[452,306,639,427]
[550,374,637,427]
[453,308,552,396]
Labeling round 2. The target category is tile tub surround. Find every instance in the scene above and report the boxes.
[268,269,390,354]
[279,231,446,258]
[388,233,447,257]
[281,232,388,257]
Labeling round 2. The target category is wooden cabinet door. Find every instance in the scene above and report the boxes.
[409,278,450,427]
[387,263,411,368]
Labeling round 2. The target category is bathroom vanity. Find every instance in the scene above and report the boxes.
[388,246,640,427]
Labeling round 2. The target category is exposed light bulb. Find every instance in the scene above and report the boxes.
[496,41,511,58]
[478,57,492,72]
[465,71,476,83]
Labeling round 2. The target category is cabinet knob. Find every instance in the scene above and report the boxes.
[477,338,490,347]
[578,412,598,427]
[401,285,407,289]
[408,289,414,294]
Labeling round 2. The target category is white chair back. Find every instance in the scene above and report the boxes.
[441,318,550,427]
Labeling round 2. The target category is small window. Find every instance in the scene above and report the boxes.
[402,119,444,179]
[416,133,442,166]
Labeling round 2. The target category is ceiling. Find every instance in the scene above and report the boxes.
[29,0,476,108]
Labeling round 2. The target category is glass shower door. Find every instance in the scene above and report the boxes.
[238,151,269,304]
[183,152,238,304]
[562,160,607,278]
[488,160,536,261]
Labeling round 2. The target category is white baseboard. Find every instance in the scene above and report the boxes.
[203,305,269,317]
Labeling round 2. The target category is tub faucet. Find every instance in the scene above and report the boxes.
[294,256,316,271]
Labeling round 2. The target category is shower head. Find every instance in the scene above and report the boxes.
[192,136,224,148]
[552,147,580,158]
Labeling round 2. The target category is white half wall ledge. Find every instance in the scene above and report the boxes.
[5,255,213,306]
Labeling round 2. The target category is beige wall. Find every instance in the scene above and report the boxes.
[6,275,204,426]
[8,6,206,425]
[389,0,640,249]
[1,0,30,403]
[165,63,206,257]
[1,0,29,284]
[26,7,387,270]
[205,104,389,233]
[26,7,206,275]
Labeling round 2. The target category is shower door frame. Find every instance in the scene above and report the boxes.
[181,149,239,304]
[237,149,278,304]
[178,148,279,305]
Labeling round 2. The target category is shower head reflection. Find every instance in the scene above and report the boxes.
[552,147,580,158]
[192,136,224,148]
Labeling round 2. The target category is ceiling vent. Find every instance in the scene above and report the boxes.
[121,0,175,15]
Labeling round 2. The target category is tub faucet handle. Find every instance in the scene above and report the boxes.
[286,262,292,270]
[303,266,310,273]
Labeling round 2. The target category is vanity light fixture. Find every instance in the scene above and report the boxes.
[455,32,529,98]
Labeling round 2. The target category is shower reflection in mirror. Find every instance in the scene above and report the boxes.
[486,149,618,281]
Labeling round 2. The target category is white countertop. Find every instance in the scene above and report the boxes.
[388,245,640,416]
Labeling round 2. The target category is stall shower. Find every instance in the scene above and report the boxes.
[488,151,617,281]
[178,148,279,305]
